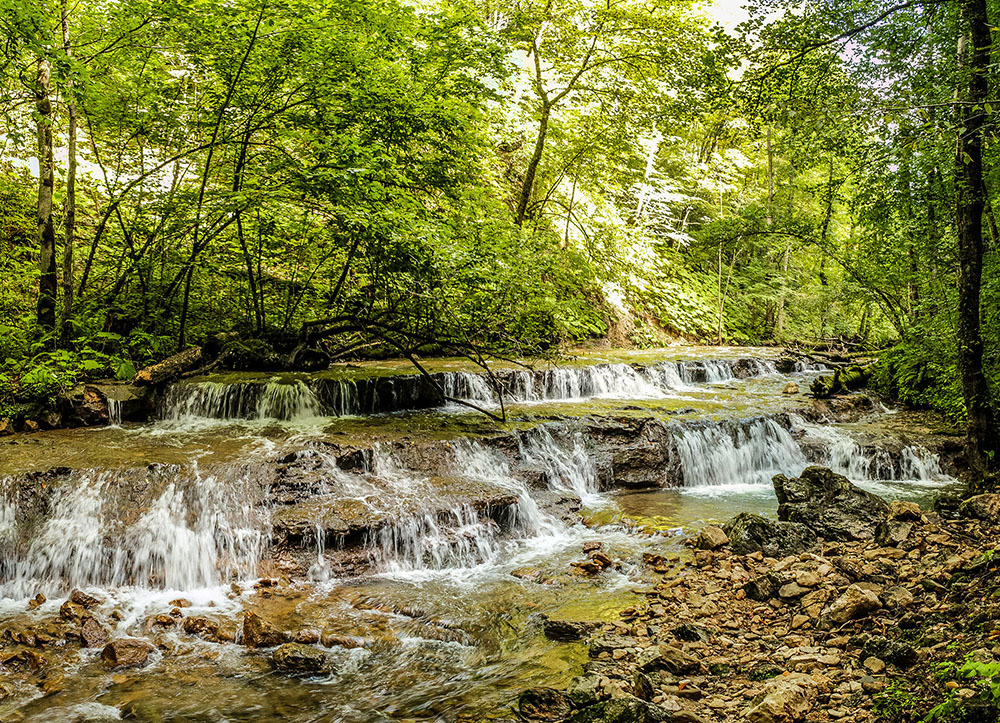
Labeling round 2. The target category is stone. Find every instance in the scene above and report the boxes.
[27,593,46,609]
[144,614,176,632]
[862,635,918,669]
[696,526,729,550]
[567,697,672,723]
[744,673,818,723]
[518,687,575,721]
[823,585,882,625]
[773,467,889,541]
[779,582,809,599]
[783,382,799,395]
[863,656,885,674]
[744,574,781,601]
[241,611,287,648]
[2,649,46,671]
[69,589,101,609]
[59,600,87,623]
[182,616,220,640]
[632,671,655,701]
[293,629,320,645]
[168,598,192,608]
[958,494,1000,524]
[320,631,363,649]
[544,618,594,642]
[568,675,608,707]
[101,639,154,669]
[271,643,329,674]
[883,586,915,610]
[0,418,14,436]
[673,622,710,643]
[80,618,108,648]
[888,500,922,521]
[724,513,817,557]
[875,520,913,547]
[636,644,700,675]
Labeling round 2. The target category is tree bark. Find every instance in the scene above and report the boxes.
[34,58,57,341]
[516,102,550,226]
[955,0,998,483]
[60,0,77,344]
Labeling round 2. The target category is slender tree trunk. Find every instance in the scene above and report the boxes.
[516,102,550,226]
[955,0,998,483]
[34,58,57,342]
[60,0,77,344]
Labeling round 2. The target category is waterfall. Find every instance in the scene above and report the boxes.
[794,421,945,482]
[106,398,122,425]
[517,426,601,503]
[161,379,329,422]
[676,419,806,488]
[0,466,267,598]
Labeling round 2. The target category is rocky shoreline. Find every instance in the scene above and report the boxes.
[510,469,1000,723]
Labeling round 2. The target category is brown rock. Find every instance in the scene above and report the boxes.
[320,631,363,649]
[744,672,818,723]
[80,618,108,648]
[59,601,87,623]
[241,611,287,648]
[181,616,220,640]
[69,589,100,609]
[2,649,46,671]
[271,643,329,675]
[697,526,730,550]
[101,639,155,668]
[823,584,881,625]
[27,593,46,610]
[144,615,176,633]
[168,598,192,608]
[888,500,922,521]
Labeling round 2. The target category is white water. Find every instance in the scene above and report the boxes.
[675,419,806,489]
[0,466,267,599]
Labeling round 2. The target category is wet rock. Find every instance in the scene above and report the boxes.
[320,631,363,649]
[293,629,320,645]
[636,643,700,675]
[744,573,781,601]
[0,418,13,436]
[27,593,46,610]
[518,687,575,721]
[544,618,595,642]
[696,526,729,550]
[168,598,192,608]
[181,616,220,641]
[773,466,888,541]
[823,584,881,625]
[59,600,87,622]
[144,615,176,633]
[958,494,1000,524]
[101,639,154,669]
[39,672,64,696]
[2,649,46,671]
[744,672,818,723]
[241,611,287,648]
[271,643,329,675]
[81,618,108,648]
[783,382,799,395]
[69,589,100,609]
[567,697,671,723]
[724,513,817,557]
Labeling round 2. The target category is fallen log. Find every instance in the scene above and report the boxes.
[133,346,203,386]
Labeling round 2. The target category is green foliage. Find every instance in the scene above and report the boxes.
[873,682,919,723]
[923,659,1000,722]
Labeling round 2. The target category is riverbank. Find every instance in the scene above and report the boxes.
[514,470,1000,723]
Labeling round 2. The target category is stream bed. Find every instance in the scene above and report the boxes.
[0,347,962,721]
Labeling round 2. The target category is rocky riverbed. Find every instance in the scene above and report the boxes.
[511,468,1000,723]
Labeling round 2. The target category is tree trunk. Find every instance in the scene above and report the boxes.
[34,58,57,341]
[516,102,550,227]
[955,0,998,483]
[60,0,77,344]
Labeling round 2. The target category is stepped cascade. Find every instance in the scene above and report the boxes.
[0,348,956,721]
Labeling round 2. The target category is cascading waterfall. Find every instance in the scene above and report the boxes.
[516,426,601,503]
[675,419,807,487]
[0,465,267,598]
[162,379,330,422]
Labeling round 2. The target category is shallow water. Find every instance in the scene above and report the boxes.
[0,347,961,721]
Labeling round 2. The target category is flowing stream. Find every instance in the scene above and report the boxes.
[0,347,957,721]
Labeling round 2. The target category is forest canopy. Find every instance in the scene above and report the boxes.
[1,0,997,476]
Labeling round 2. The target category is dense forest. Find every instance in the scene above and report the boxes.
[0,0,997,479]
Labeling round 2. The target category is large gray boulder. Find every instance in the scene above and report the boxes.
[773,466,888,541]
[724,513,817,557]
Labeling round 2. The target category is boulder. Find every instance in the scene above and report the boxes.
[101,639,154,668]
[271,643,329,674]
[182,616,221,641]
[241,611,287,648]
[567,675,607,707]
[69,589,100,609]
[773,466,889,541]
[518,687,575,721]
[695,525,729,550]
[958,494,1000,524]
[724,513,817,557]
[744,673,818,723]
[822,584,881,625]
[567,697,672,723]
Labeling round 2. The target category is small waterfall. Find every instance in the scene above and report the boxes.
[106,398,122,425]
[795,361,828,372]
[676,419,806,487]
[162,379,329,422]
[441,372,496,404]
[517,426,601,502]
[0,466,267,598]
